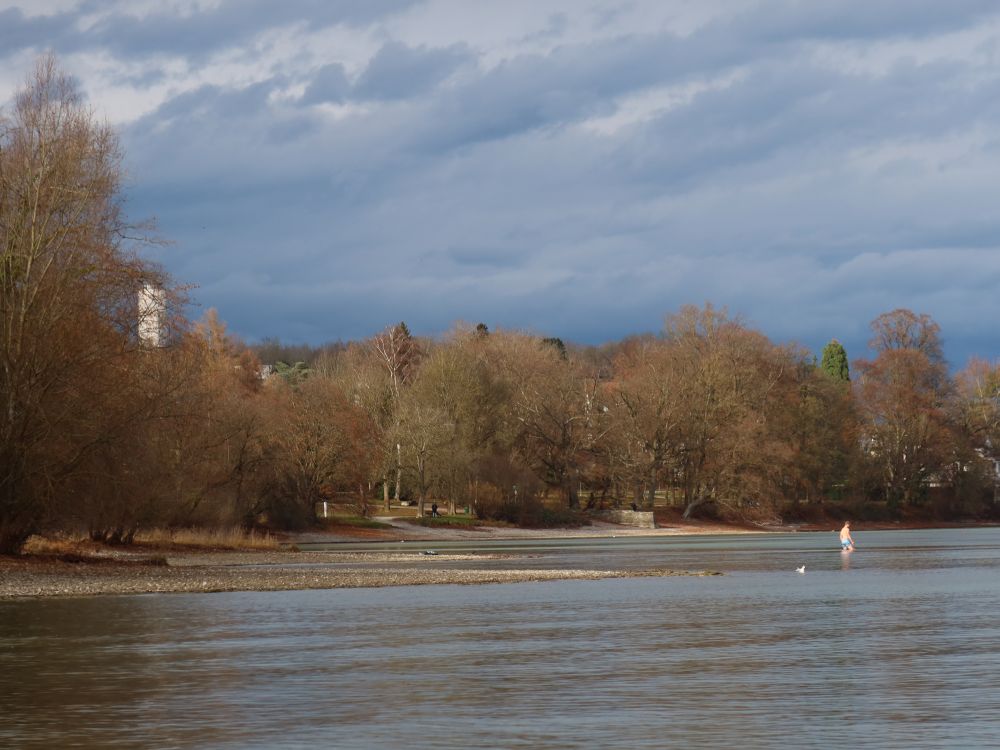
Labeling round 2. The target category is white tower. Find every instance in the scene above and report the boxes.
[137,282,166,347]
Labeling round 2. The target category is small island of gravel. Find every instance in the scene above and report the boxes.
[0,522,731,599]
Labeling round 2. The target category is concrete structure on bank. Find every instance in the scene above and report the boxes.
[598,510,656,529]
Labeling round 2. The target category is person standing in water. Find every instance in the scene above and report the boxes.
[839,521,855,551]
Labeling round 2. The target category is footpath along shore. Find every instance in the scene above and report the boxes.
[0,520,741,600]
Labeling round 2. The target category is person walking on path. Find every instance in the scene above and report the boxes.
[839,521,855,551]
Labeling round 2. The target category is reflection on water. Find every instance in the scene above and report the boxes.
[2,529,1000,749]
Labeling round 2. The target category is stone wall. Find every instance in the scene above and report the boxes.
[598,510,656,529]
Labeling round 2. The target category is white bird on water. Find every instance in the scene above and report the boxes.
[796,565,806,574]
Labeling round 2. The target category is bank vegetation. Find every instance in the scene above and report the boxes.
[2,59,999,554]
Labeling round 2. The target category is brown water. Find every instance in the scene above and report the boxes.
[2,528,1000,749]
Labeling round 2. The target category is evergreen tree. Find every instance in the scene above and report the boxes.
[820,339,850,382]
[542,337,567,360]
[273,360,312,386]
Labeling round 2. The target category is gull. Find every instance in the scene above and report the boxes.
[796,565,806,574]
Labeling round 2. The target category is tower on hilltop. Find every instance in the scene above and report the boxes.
[137,282,166,347]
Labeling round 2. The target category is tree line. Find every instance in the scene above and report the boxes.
[2,60,999,554]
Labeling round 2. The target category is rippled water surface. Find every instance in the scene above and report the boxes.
[3,528,1000,749]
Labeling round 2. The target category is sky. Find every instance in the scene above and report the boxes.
[2,0,1000,365]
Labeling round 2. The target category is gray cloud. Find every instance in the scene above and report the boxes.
[0,6,77,54]
[0,0,421,62]
[301,63,351,104]
[8,0,1000,365]
[726,0,1000,43]
[300,41,472,105]
[354,41,472,100]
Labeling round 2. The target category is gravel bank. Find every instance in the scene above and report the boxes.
[0,551,721,599]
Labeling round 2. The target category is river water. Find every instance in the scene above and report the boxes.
[2,528,1000,749]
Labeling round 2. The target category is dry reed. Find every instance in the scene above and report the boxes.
[135,527,280,550]
[20,528,280,554]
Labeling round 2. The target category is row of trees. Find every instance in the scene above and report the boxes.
[254,305,999,529]
[2,59,999,554]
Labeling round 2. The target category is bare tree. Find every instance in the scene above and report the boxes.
[325,343,396,509]
[402,329,510,513]
[488,332,604,508]
[0,57,165,552]
[952,358,1000,507]
[869,309,945,365]
[606,337,684,508]
[855,311,954,509]
[663,305,792,521]
[396,402,453,516]
[262,377,377,526]
[369,322,421,504]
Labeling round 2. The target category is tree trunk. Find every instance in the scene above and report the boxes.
[682,492,709,520]
[566,479,579,509]
[382,475,390,512]
[358,484,369,518]
[394,443,402,505]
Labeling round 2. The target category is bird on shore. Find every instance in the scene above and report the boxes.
[796,565,806,574]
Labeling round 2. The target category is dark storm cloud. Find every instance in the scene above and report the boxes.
[0,0,421,62]
[301,63,351,104]
[11,0,999,364]
[300,41,472,105]
[381,31,718,154]
[386,11,986,156]
[0,6,76,53]
[726,0,999,43]
[622,59,996,200]
[354,41,473,101]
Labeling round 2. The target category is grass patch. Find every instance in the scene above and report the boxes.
[134,527,280,550]
[21,534,185,563]
[22,534,85,556]
[473,496,591,528]
[408,514,481,528]
[319,516,394,530]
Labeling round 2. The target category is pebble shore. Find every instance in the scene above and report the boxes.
[0,550,721,599]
